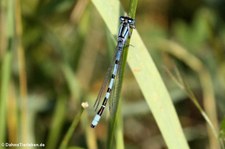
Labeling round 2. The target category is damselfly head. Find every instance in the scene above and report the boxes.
[120,16,135,29]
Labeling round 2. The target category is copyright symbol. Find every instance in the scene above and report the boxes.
[1,143,4,147]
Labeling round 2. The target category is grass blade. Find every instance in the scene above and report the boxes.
[15,0,29,144]
[0,52,12,148]
[91,0,189,148]
[158,40,219,148]
[0,0,13,147]
[46,96,66,149]
[107,1,138,148]
[59,102,88,149]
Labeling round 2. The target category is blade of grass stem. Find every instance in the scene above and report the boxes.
[59,103,88,149]
[115,102,124,149]
[61,64,81,100]
[219,118,225,149]
[82,112,98,149]
[107,0,138,149]
[15,0,29,144]
[91,0,189,148]
[7,84,18,143]
[46,97,66,149]
[0,51,12,149]
[0,0,14,147]
[61,62,97,149]
[166,67,218,137]
[158,39,219,148]
[177,68,220,147]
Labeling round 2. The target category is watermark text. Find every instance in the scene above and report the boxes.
[1,142,45,148]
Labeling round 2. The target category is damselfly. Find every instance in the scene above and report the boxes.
[91,16,135,128]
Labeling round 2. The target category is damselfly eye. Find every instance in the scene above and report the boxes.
[128,18,135,24]
[120,17,125,22]
[128,19,135,28]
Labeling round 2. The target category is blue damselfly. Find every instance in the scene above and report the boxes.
[91,16,135,128]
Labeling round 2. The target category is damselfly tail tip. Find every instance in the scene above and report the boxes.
[90,124,95,128]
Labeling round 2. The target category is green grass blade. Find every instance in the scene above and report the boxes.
[128,0,138,18]
[115,102,124,149]
[128,29,189,149]
[219,118,225,149]
[158,40,219,148]
[166,66,221,147]
[59,102,88,149]
[91,0,189,148]
[0,0,14,147]
[107,1,138,148]
[0,51,12,149]
[46,96,66,149]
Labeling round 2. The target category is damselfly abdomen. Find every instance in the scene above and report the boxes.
[91,16,135,128]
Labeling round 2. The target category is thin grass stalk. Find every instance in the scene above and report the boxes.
[107,0,138,148]
[159,39,220,148]
[0,52,12,149]
[0,0,14,148]
[219,119,225,149]
[15,0,28,144]
[115,100,124,149]
[0,0,7,56]
[59,103,88,149]
[61,61,98,149]
[70,0,89,24]
[46,97,66,149]
[83,113,98,149]
[7,84,18,144]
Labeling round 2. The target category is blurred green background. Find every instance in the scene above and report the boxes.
[0,0,225,149]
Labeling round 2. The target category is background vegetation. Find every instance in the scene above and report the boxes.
[0,0,225,148]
